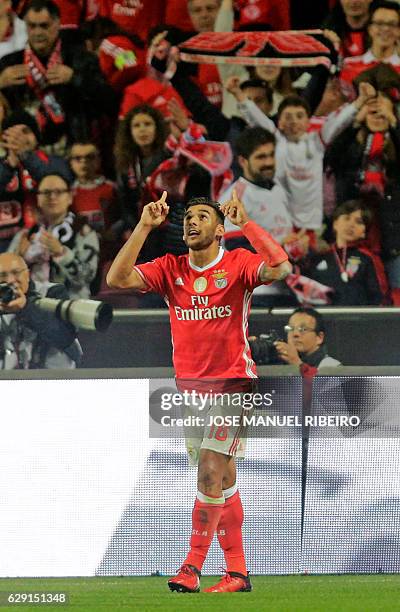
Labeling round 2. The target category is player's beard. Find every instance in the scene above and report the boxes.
[185,230,215,251]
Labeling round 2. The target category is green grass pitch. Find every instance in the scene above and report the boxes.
[0,575,399,612]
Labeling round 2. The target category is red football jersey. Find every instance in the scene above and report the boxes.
[235,0,290,30]
[98,35,145,91]
[71,177,118,230]
[119,76,189,119]
[135,247,268,381]
[165,0,193,31]
[341,30,368,59]
[194,64,222,108]
[340,50,400,97]
[98,0,164,42]
[15,0,98,27]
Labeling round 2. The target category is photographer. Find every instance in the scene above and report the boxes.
[251,307,341,377]
[0,252,81,369]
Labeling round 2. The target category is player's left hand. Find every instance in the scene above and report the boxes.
[274,340,302,366]
[220,188,250,228]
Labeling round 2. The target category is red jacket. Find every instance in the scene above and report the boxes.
[98,35,145,91]
[235,0,290,29]
[165,0,193,31]
[98,0,164,42]
[119,75,189,119]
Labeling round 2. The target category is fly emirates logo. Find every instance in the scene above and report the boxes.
[174,296,232,321]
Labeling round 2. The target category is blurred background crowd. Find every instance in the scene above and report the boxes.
[1,0,400,309]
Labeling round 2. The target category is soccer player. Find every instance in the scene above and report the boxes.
[107,189,291,593]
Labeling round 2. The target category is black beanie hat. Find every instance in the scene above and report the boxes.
[3,111,41,143]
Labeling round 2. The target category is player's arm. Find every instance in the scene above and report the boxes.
[220,190,292,281]
[106,191,169,289]
[258,259,292,282]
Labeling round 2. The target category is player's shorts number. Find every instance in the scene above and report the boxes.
[208,424,228,441]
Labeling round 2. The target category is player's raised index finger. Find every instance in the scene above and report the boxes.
[159,190,167,204]
[232,188,240,204]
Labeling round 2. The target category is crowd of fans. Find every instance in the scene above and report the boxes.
[1,0,400,307]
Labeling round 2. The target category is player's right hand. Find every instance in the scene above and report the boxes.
[140,191,169,228]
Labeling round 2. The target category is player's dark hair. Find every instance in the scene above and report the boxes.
[185,197,225,224]
[235,127,275,160]
[290,307,325,336]
[277,95,311,119]
[240,79,273,105]
[23,0,61,19]
[332,199,373,229]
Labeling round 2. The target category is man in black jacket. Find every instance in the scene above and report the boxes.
[0,252,81,368]
[0,110,71,251]
[0,0,116,153]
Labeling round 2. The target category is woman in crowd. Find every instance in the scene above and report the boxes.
[114,105,169,233]
[325,89,400,204]
[248,65,295,116]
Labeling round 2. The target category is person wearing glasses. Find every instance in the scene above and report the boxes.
[0,251,81,369]
[340,1,400,96]
[323,0,372,60]
[0,110,71,252]
[273,307,341,377]
[69,140,121,262]
[8,172,99,298]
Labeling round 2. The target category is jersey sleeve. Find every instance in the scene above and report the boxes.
[134,255,170,295]
[236,248,267,291]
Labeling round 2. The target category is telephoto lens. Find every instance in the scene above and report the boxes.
[35,297,113,331]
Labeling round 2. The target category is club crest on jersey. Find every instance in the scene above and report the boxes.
[346,256,361,279]
[212,269,228,289]
[193,276,208,293]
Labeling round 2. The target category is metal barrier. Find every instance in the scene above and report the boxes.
[76,307,400,368]
[110,306,400,323]
[2,365,400,380]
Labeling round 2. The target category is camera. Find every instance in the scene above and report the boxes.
[35,297,113,331]
[0,283,17,304]
[249,330,282,365]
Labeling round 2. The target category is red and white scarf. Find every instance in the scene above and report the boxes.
[179,30,333,70]
[360,131,386,194]
[24,40,65,130]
